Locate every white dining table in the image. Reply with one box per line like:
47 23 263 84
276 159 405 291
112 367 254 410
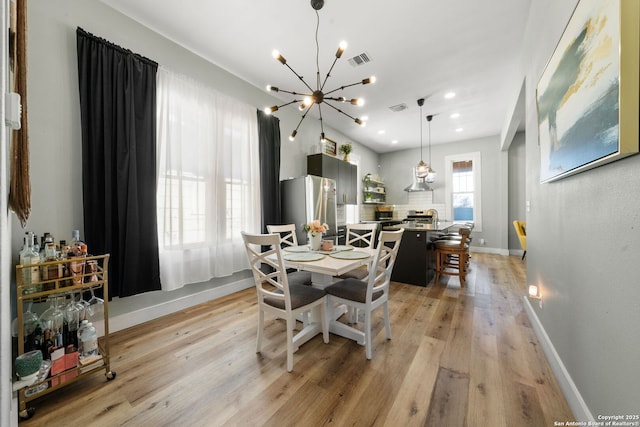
275 245 377 345
280 246 376 289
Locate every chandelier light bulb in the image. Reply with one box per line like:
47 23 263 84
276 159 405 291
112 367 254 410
266 85 278 92
351 98 364 106
289 130 297 141
264 106 278 115
272 50 286 64
362 76 376 85
335 41 348 58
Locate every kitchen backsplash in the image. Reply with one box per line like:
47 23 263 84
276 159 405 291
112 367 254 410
359 191 449 222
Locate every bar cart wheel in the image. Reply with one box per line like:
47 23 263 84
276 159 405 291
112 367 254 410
19 407 36 420
106 371 116 381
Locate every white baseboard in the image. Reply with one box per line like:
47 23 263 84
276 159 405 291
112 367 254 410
523 296 593 422
93 278 254 335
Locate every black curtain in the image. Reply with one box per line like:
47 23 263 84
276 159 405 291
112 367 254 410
257 110 282 232
76 28 161 298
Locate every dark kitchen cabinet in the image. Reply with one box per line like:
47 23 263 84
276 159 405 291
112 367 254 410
391 230 436 287
307 153 357 205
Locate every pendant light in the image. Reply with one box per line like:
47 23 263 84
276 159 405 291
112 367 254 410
415 98 430 178
425 115 436 183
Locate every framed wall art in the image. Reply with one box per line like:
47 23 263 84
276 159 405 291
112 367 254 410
536 0 639 183
324 138 337 156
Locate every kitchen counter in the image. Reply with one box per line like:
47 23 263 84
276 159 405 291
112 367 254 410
383 221 455 232
386 221 455 287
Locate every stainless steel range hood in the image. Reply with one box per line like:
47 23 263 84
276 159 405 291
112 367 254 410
404 174 433 192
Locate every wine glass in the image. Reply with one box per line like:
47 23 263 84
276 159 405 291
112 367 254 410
86 287 104 322
23 301 39 336
39 295 64 347
64 292 81 349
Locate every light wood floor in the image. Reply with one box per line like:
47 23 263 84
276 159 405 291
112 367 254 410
20 253 574 426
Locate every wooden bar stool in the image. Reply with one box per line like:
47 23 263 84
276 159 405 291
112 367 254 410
434 227 471 286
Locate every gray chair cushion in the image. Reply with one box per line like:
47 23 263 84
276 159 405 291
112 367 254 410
337 266 369 280
264 284 326 310
325 278 383 303
287 270 313 286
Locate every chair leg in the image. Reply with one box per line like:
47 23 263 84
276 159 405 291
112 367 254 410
286 316 294 372
383 301 391 340
459 252 467 286
365 310 372 360
522 250 526 260
256 309 264 353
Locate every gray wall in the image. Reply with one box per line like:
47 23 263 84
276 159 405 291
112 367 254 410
508 132 526 251
380 135 510 252
522 0 639 416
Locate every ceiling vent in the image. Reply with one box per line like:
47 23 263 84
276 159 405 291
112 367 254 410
388 103 408 112
348 52 372 67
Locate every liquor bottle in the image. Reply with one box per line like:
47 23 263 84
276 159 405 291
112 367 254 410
29 232 41 285
19 234 33 292
42 234 61 283
78 320 98 358
58 239 70 285
70 230 85 255
19 232 41 293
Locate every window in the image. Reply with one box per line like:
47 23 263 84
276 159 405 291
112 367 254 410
445 152 482 231
156 67 261 291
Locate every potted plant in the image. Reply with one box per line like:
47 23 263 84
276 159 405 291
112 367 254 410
339 143 352 162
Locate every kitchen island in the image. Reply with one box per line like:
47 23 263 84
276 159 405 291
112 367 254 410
384 221 455 287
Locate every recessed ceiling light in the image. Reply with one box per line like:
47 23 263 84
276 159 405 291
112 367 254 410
455 127 464 132
378 130 385 135
391 140 398 145
450 113 460 119
444 92 456 99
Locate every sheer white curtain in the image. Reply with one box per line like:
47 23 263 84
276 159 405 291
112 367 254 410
156 67 261 291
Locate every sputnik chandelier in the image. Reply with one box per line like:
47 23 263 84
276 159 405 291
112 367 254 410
263 0 375 142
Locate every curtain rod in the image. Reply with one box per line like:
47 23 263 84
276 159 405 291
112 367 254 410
76 27 158 67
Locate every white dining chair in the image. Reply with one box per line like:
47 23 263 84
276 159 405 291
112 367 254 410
267 224 313 286
325 229 404 359
337 222 378 280
241 231 329 372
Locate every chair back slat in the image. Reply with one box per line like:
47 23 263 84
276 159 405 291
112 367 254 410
242 231 291 308
267 224 299 248
346 223 378 248
367 229 403 300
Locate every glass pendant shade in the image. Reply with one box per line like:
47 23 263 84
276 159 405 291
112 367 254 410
426 168 436 183
416 160 429 178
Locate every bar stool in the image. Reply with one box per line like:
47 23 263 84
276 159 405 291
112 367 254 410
434 227 471 286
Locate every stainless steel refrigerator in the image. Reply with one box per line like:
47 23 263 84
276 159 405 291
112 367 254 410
280 175 338 245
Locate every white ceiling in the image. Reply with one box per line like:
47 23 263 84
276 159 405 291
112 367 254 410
101 0 531 153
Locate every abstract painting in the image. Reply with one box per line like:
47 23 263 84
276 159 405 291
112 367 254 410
536 0 638 182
